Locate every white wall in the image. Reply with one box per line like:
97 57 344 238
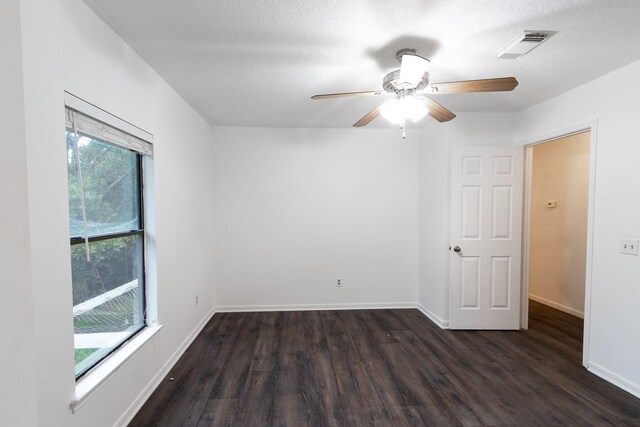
0 0 38 425
529 132 590 317
14 0 217 425
418 123 450 324
516 59 640 396
417 113 516 324
210 127 419 309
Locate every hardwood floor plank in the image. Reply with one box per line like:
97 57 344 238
270 368 326 426
302 311 345 425
208 312 261 400
130 303 640 426
231 368 278 425
321 311 383 424
249 312 282 372
196 398 238 426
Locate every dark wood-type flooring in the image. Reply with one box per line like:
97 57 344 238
130 301 640 426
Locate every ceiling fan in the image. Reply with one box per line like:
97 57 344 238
311 49 518 136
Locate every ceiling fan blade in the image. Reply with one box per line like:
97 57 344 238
423 97 456 122
399 53 429 88
353 104 382 127
311 91 382 100
425 77 518 94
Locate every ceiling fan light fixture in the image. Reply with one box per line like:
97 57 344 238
380 95 428 125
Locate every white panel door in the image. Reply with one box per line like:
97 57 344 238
449 146 523 329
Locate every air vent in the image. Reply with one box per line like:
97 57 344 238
495 31 557 59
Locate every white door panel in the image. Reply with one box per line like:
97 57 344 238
449 146 523 329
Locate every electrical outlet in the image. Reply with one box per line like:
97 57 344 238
620 238 639 256
336 278 343 288
195 294 199 305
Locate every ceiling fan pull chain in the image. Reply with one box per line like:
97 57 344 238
402 120 406 139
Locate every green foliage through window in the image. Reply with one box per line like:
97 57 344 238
66 123 146 379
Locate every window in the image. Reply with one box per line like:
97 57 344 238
65 105 152 379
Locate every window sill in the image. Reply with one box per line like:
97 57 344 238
70 324 163 413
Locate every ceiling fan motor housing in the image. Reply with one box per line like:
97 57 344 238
383 69 430 93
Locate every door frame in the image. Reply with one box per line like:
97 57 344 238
520 120 598 368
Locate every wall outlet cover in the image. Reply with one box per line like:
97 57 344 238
620 238 639 256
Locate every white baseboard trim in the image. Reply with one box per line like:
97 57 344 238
529 294 584 319
416 303 449 329
115 307 216 427
215 302 416 313
588 361 640 399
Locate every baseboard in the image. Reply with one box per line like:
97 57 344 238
416 303 449 329
529 294 584 319
215 302 416 313
588 362 640 399
115 307 216 426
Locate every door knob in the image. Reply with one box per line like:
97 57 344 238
453 246 461 253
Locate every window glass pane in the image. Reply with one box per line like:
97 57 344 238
66 131 140 238
72 235 144 377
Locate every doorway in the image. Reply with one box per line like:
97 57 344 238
522 129 594 366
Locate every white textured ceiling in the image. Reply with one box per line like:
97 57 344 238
83 0 640 128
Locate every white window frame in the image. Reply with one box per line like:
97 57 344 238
65 92 160 411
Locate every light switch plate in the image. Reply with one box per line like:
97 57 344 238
620 238 639 255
